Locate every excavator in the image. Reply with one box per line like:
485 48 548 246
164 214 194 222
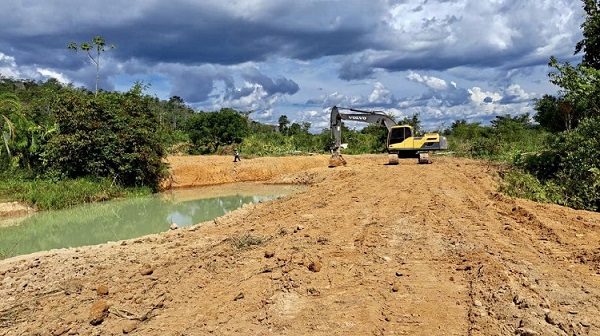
329 106 448 167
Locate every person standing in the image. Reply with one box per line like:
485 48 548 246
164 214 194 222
233 149 241 162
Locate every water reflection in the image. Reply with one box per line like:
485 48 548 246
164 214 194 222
0 184 299 258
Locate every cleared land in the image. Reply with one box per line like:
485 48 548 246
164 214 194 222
1 154 599 335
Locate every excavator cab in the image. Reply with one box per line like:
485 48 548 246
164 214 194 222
387 125 448 164
388 125 413 146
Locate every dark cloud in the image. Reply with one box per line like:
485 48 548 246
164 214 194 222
0 0 584 129
339 59 376 80
241 68 299 96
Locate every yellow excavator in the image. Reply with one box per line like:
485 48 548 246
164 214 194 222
329 106 448 167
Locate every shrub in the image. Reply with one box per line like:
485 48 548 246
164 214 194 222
41 85 167 191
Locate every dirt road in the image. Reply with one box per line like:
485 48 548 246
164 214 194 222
1 154 599 335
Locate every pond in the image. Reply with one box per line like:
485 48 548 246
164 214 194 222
0 183 303 259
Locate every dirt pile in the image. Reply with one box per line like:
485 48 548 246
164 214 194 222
1 154 599 335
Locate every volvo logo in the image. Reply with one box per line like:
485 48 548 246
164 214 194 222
348 116 367 121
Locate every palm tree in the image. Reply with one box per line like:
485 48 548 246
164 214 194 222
0 93 20 160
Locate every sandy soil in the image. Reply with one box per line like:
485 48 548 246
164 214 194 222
0 154 599 336
0 202 34 218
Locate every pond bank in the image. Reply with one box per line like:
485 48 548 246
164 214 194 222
0 201 34 217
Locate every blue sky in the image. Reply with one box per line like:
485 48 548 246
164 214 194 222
0 0 585 132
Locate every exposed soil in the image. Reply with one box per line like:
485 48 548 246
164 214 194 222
1 154 599 336
0 202 34 218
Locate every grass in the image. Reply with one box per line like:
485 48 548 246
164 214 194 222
0 177 152 211
230 233 269 249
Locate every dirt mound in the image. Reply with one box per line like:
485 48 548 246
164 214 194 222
1 154 599 335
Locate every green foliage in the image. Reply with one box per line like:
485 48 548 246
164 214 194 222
360 124 388 152
0 177 151 210
547 57 600 125
278 115 290 134
0 92 44 172
575 0 600 69
238 123 330 157
445 115 549 161
160 96 195 131
185 108 249 154
551 117 600 210
533 95 575 132
341 129 384 154
499 169 565 205
41 84 167 190
515 117 600 211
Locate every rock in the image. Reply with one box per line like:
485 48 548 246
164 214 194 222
391 284 400 292
122 321 138 334
52 325 70 335
233 292 244 301
515 328 539 336
545 311 561 326
169 223 179 230
140 264 154 276
96 284 109 296
308 260 322 272
89 300 109 325
474 300 483 307
264 250 275 258
513 294 529 308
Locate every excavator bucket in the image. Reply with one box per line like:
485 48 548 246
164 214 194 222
328 153 347 167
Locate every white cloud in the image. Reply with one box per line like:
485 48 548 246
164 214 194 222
469 87 502 104
37 68 69 84
368 82 392 104
0 51 20 78
407 71 447 90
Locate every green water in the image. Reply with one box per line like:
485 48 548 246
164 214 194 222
0 183 301 259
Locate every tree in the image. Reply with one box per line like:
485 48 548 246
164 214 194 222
0 94 19 160
67 36 115 96
575 0 600 69
278 115 290 135
0 92 43 172
184 108 249 154
288 123 302 136
548 56 600 124
398 113 421 134
42 84 167 190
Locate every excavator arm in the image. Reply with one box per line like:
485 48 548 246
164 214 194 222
329 106 396 167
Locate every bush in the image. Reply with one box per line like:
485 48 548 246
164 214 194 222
514 117 600 211
550 117 600 211
41 85 167 191
499 169 565 205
